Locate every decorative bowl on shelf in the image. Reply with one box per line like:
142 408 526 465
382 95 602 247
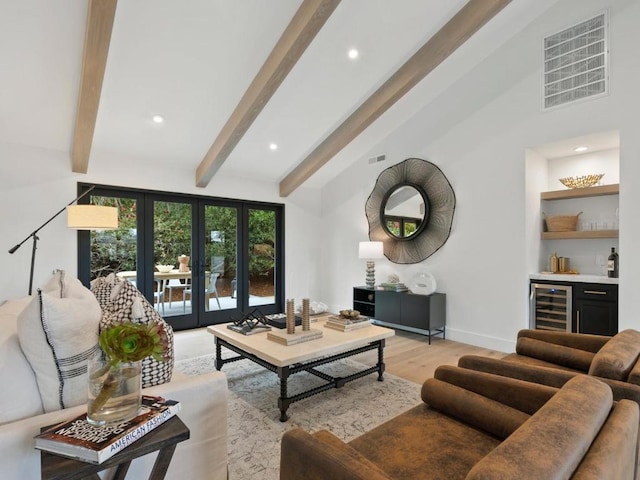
559 174 604 189
156 265 174 273
339 309 360 319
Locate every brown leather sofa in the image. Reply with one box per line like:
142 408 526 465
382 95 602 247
280 366 639 480
459 329 640 404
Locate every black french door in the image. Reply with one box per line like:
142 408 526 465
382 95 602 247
77 183 284 331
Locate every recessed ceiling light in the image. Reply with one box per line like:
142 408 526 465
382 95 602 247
348 48 359 60
152 115 164 124
574 146 588 152
269 143 278 151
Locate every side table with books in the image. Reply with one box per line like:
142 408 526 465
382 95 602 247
41 416 189 480
38 396 189 480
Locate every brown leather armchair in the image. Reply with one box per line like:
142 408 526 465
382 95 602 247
280 367 639 480
459 328 640 404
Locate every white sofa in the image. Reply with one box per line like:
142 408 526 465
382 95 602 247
0 297 228 479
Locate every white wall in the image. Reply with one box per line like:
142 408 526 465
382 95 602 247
546 148 619 191
319 0 640 352
0 147 322 304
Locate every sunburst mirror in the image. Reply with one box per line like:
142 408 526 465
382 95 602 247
365 158 456 264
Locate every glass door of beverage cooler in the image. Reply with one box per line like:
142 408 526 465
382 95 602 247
530 283 572 332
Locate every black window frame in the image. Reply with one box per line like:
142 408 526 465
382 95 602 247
76 182 285 330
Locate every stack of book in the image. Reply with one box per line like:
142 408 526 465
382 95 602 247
34 395 181 464
325 315 371 332
381 282 409 292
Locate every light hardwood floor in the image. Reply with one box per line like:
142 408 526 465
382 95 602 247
174 327 507 385
351 329 506 384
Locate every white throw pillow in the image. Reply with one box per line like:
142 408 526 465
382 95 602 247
17 271 101 412
0 297 45 424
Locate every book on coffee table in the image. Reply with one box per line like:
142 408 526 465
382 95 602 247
35 395 181 465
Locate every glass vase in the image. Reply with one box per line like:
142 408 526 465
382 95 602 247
87 353 142 426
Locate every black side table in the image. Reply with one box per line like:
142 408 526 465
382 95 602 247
41 416 190 480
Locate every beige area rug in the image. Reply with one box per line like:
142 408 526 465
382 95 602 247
175 353 422 480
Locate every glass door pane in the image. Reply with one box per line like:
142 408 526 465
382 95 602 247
89 196 138 281
153 201 192 318
204 205 238 313
248 209 276 307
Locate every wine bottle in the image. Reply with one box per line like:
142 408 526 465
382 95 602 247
607 247 619 278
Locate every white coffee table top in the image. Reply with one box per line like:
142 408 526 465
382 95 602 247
207 316 395 367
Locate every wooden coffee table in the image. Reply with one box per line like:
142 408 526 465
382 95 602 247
207 316 395 421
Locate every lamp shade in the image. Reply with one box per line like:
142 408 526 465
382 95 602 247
359 241 384 259
67 205 118 230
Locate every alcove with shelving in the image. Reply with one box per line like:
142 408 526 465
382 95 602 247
526 131 620 276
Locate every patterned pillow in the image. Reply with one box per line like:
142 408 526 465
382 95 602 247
100 279 174 388
17 271 101 412
90 273 121 310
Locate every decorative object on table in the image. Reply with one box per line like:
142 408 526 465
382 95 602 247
325 314 371 332
359 241 384 288
409 271 437 295
266 327 323 345
178 255 190 272
295 300 328 315
17 270 102 413
265 313 302 329
267 298 323 345
559 173 604 189
35 395 181 465
387 273 400 284
286 299 295 334
7 184 118 295
302 298 310 331
97 278 175 388
365 158 455 264
543 211 582 232
155 264 174 273
88 320 170 426
227 308 272 335
339 309 360 319
381 282 409 292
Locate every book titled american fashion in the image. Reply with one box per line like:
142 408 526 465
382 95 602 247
34 395 181 464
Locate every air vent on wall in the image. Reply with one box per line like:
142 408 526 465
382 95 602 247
543 12 608 109
368 154 386 165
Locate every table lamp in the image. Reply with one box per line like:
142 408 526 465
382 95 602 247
358 241 384 288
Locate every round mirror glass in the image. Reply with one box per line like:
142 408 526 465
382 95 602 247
382 185 428 239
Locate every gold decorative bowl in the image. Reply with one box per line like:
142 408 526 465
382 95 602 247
156 265 174 273
339 309 360 319
559 174 604 189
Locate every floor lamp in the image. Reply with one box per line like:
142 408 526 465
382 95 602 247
8 185 119 295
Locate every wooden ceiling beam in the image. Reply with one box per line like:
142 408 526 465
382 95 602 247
279 0 512 197
71 0 117 174
195 0 341 188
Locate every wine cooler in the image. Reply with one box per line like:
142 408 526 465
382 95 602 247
530 283 572 332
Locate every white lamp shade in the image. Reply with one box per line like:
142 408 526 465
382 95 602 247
67 205 119 230
359 241 384 259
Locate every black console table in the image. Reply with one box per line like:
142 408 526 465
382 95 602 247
353 287 446 344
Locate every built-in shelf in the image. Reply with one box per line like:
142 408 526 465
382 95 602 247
540 184 619 240
542 230 619 240
541 184 619 200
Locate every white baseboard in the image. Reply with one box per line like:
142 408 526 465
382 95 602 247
445 327 515 354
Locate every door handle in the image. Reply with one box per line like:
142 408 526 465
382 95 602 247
577 310 580 333
584 290 607 295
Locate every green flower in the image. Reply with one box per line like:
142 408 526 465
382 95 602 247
99 322 169 365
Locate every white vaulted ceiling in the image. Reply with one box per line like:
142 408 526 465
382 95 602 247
1 0 562 194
